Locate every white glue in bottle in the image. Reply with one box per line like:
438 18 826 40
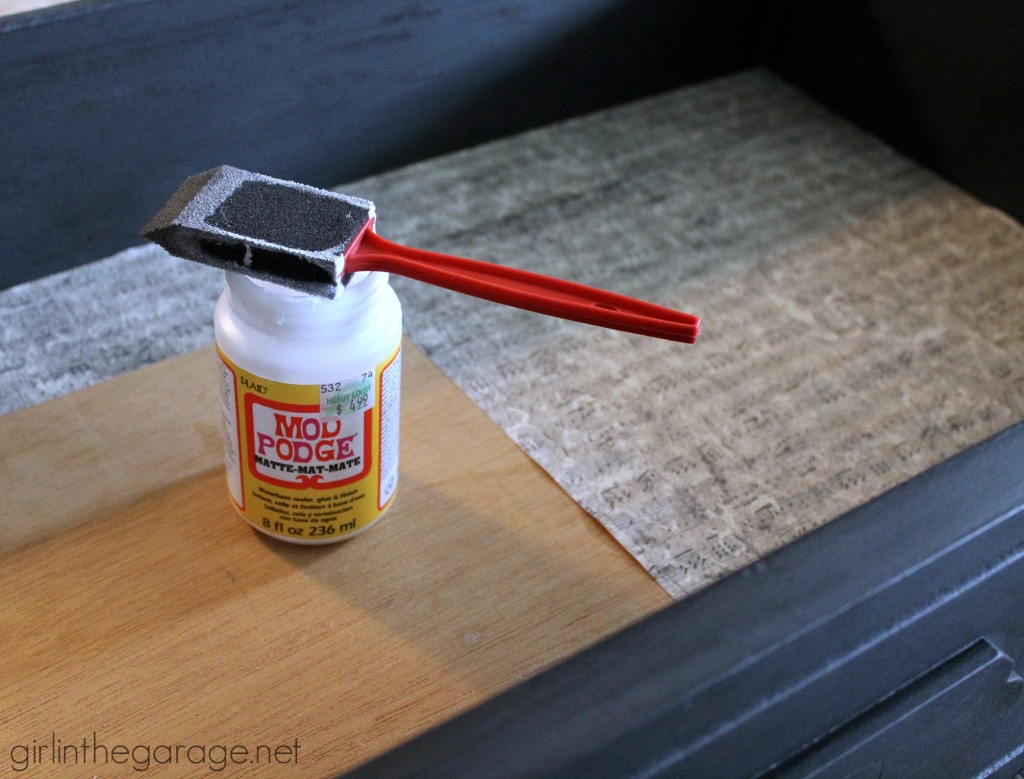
213 268 402 544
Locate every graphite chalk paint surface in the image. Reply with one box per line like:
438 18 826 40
214 269 402 543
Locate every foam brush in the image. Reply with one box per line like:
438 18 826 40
142 165 700 343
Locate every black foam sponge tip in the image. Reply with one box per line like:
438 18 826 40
141 165 375 299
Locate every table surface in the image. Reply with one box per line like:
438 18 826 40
4 59 1024 776
0 340 669 777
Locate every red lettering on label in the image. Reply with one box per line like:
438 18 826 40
261 414 358 463
336 434 357 458
247 395 371 489
274 414 302 438
256 432 274 455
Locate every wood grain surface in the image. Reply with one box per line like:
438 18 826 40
0 340 668 777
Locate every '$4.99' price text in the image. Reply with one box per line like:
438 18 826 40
321 371 373 415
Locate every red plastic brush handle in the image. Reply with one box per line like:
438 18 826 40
346 228 700 344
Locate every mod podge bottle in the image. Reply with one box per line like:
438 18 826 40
213 269 402 543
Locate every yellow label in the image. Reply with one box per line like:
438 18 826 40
217 345 401 541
